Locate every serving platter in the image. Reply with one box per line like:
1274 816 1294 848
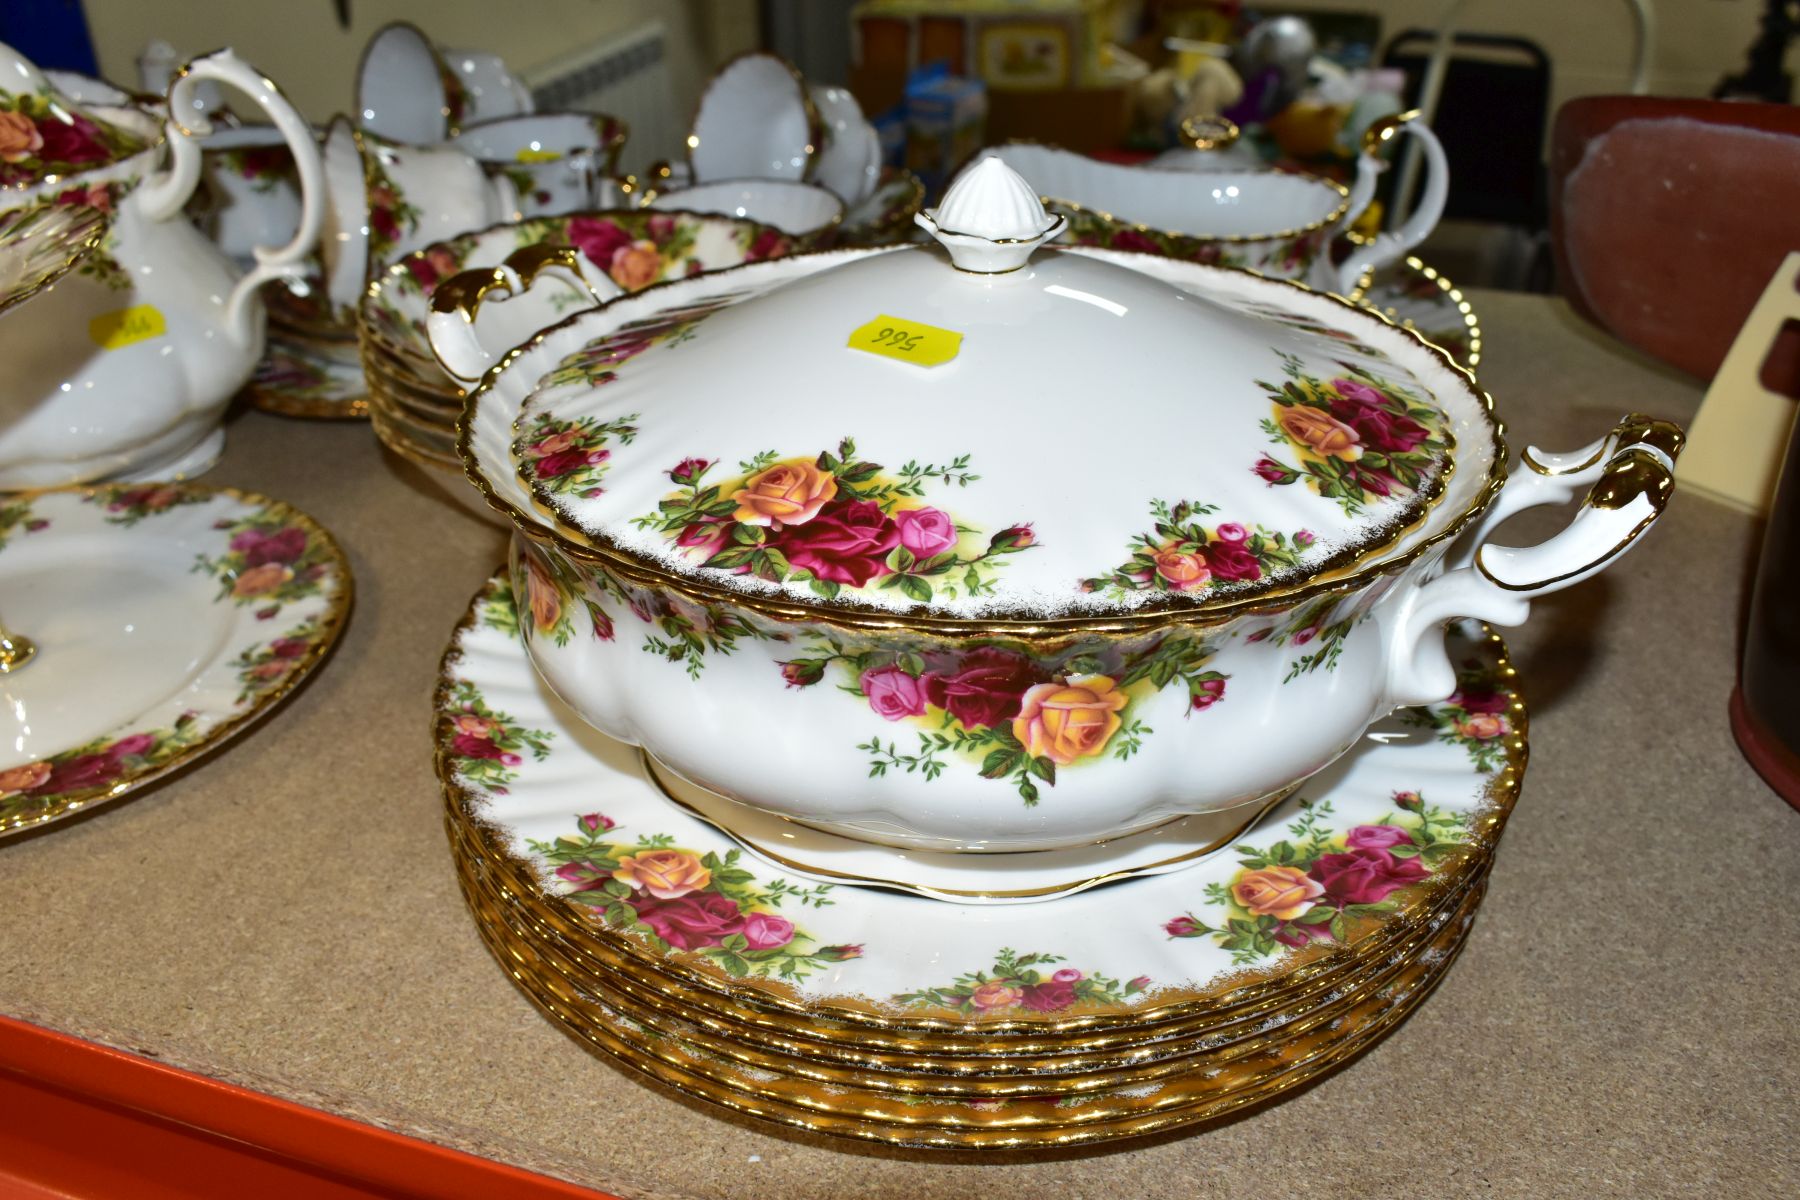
0 485 351 838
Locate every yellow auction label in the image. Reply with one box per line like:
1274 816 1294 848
88 304 166 351
515 147 562 163
846 314 962 367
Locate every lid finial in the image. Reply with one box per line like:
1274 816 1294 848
915 155 1065 274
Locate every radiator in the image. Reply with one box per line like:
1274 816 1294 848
521 22 678 176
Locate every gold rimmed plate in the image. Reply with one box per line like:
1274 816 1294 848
465 848 1486 1147
0 485 352 838
0 200 108 318
436 570 1526 1035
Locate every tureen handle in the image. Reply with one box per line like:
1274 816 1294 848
1331 112 1449 296
134 50 326 352
427 244 624 382
1380 417 1685 709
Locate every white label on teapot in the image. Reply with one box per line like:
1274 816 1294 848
88 304 166 351
847 315 961 367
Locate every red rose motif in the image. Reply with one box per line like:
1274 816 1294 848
743 228 791 262
741 911 794 949
554 861 609 891
1204 538 1263 583
860 665 928 721
1253 457 1296 484
632 890 746 950
646 214 676 243
231 526 308 567
36 113 112 166
535 448 606 479
1308 847 1428 906
578 813 616 834
452 732 519 764
1190 677 1226 710
1343 825 1415 852
567 217 632 271
922 648 1042 730
1328 381 1430 455
675 519 729 561
42 753 121 794
108 734 156 759
370 205 400 242
1019 979 1078 1012
1450 688 1507 715
1274 919 1335 949
767 498 899 587
1108 228 1162 254
270 637 311 659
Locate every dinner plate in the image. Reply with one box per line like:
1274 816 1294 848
0 485 351 837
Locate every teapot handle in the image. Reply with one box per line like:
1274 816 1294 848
135 50 325 351
1380 416 1684 709
1332 112 1449 296
427 244 623 382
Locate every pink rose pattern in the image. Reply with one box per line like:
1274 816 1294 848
195 510 333 614
525 811 856 980
1056 202 1329 278
515 412 640 499
780 629 1227 806
1083 499 1314 600
896 949 1147 1015
0 87 147 187
1255 351 1450 517
1401 657 1517 772
640 438 1033 604
1163 654 1510 963
443 681 553 792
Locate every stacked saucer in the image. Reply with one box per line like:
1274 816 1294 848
437 573 1525 1147
357 209 803 518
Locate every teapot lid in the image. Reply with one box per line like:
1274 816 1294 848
0 41 154 190
507 158 1471 620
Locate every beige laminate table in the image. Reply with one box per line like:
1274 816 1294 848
4 292 1797 1199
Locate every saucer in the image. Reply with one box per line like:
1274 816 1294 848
1356 255 1482 373
643 753 1293 904
0 485 352 837
244 333 369 420
439 571 1523 1031
0 200 108 317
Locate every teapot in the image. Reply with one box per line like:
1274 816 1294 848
0 43 323 489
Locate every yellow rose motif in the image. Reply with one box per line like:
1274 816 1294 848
0 110 43 163
1278 404 1363 461
0 761 51 793
608 240 662 291
1231 865 1325 919
1012 674 1129 765
731 459 838 527
231 562 293 598
524 552 561 633
613 849 712 899
968 980 1023 1010
1152 545 1211 591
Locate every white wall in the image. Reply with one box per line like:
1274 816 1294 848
80 0 758 126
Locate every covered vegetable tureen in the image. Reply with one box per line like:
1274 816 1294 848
450 158 1682 853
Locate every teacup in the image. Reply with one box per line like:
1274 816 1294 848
356 21 464 144
195 125 303 266
688 52 818 183
808 83 881 205
318 117 514 322
645 179 843 238
443 48 534 124
451 112 627 219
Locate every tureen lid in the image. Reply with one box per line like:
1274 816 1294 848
0 41 154 190
509 158 1466 619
